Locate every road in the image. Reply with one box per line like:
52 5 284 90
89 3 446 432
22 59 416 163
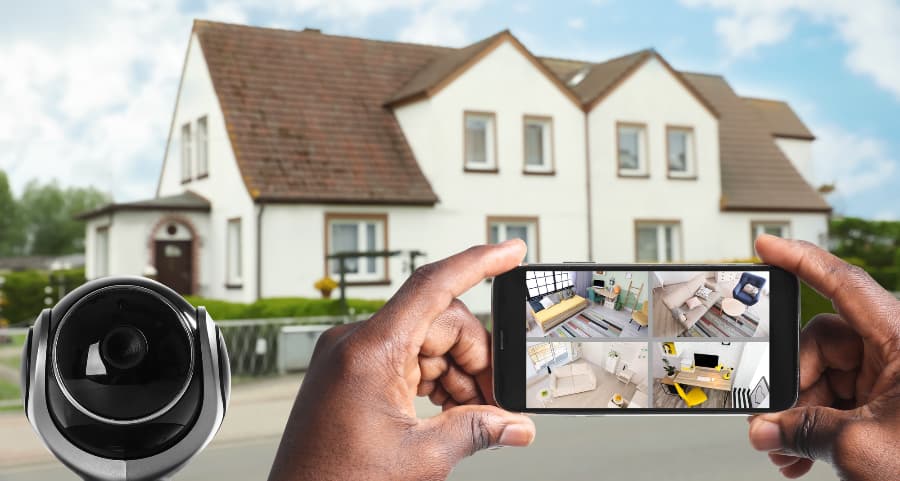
0 375 839 481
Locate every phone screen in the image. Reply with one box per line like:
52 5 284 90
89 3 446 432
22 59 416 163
494 265 797 413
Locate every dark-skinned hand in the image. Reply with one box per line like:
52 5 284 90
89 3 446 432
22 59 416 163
268 240 535 481
748 234 900 480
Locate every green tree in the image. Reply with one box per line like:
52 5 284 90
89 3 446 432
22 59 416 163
830 216 900 291
19 180 110 255
0 170 26 256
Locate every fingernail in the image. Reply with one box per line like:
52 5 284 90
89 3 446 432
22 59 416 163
498 424 534 447
751 419 782 451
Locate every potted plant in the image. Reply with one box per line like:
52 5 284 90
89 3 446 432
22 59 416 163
314 276 338 299
662 358 677 377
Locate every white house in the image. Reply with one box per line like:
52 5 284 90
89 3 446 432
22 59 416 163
79 21 830 313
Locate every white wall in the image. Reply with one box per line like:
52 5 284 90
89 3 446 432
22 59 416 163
672 341 745 372
156 33 257 302
734 341 769 389
775 137 814 187
582 342 648 386
391 39 590 312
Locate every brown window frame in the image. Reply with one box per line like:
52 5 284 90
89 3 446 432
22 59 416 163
323 213 391 286
665 125 698 180
180 122 192 184
463 111 499 173
750 220 791 256
225 217 243 289
634 219 683 262
486 216 540 263
522 115 555 175
196 116 209 179
616 121 650 178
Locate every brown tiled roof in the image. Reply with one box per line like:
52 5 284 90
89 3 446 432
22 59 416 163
194 20 441 205
743 97 815 140
682 73 829 212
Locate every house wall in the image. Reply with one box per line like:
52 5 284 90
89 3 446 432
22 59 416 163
775 137 814 187
392 39 590 312
156 33 257 302
84 211 211 292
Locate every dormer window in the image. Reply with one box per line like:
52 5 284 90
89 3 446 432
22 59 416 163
667 126 696 179
617 123 648 177
464 111 497 172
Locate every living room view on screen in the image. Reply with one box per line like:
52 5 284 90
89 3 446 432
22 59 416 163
526 270 649 339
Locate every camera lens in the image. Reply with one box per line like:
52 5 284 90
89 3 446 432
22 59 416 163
100 325 148 370
53 286 194 423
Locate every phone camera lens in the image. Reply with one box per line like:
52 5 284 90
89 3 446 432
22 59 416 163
100 325 148 370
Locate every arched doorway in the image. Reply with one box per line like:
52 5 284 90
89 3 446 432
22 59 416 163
152 220 195 295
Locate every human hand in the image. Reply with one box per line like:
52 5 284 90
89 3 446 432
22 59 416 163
268 241 535 481
748 235 900 479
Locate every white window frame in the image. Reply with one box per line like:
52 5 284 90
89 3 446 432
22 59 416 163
464 111 497 171
226 218 243 286
666 126 696 178
523 116 553 174
181 122 192 182
94 226 109 277
196 116 209 178
752 221 791 254
327 216 387 282
488 217 538 263
526 270 573 298
617 123 648 177
635 221 682 262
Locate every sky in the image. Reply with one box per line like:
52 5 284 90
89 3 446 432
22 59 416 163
1 0 898 220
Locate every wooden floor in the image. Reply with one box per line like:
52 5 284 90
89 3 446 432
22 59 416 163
652 379 732 408
651 286 688 338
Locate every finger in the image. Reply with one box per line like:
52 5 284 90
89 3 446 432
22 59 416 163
418 404 535 461
768 452 802 468
364 240 526 351
439 362 484 405
419 355 449 382
429 385 451 407
421 299 492 375
749 405 858 462
798 314 863 391
826 369 857 402
780 458 815 479
755 235 899 344
418 380 436 397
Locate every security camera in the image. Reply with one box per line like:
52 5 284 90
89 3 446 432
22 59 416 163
20 277 230 481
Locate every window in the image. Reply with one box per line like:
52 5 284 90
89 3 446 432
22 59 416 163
527 342 576 370
617 123 648 176
523 116 553 173
327 215 387 282
752 221 790 254
180 123 192 182
196 116 208 178
464 112 497 171
635 221 682 262
667 127 695 178
488 217 538 263
94 226 109 277
526 270 573 298
226 218 242 286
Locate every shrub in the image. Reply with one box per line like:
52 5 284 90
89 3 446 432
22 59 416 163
0 268 85 325
184 296 386 321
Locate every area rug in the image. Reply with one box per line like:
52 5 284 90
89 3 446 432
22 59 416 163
547 308 624 338
682 301 759 337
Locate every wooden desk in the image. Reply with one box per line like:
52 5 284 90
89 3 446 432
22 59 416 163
659 367 732 391
592 287 618 301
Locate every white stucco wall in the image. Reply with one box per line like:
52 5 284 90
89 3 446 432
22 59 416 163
84 211 211 290
390 39 589 312
156 33 257 302
775 137 815 187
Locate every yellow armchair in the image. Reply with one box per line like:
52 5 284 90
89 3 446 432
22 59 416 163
674 382 708 408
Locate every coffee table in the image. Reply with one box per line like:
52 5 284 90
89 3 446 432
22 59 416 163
722 297 746 317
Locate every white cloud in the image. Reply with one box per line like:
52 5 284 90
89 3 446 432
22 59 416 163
809 123 897 200
680 0 900 100
567 17 586 30
396 0 486 46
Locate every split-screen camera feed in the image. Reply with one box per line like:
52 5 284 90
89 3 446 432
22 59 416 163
525 270 770 409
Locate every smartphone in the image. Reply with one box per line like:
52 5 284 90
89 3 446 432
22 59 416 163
492 264 798 414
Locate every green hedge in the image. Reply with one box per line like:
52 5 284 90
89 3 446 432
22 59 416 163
800 282 833 328
0 268 86 325
185 296 385 321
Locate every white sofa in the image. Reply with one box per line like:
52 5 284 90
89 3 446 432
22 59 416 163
659 273 722 331
549 361 597 397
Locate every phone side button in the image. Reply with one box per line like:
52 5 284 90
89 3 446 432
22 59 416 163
499 330 505 350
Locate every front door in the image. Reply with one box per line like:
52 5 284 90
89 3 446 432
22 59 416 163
155 240 193 295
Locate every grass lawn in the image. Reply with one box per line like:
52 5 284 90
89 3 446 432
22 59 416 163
0 333 28 348
0 378 21 401
0 355 20 371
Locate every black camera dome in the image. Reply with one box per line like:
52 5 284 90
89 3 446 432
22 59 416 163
53 285 194 423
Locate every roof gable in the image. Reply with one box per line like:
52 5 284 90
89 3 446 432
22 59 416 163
385 31 583 109
682 73 829 212
194 20 440 205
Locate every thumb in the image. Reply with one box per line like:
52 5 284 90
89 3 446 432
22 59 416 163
749 405 858 462
420 405 535 460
